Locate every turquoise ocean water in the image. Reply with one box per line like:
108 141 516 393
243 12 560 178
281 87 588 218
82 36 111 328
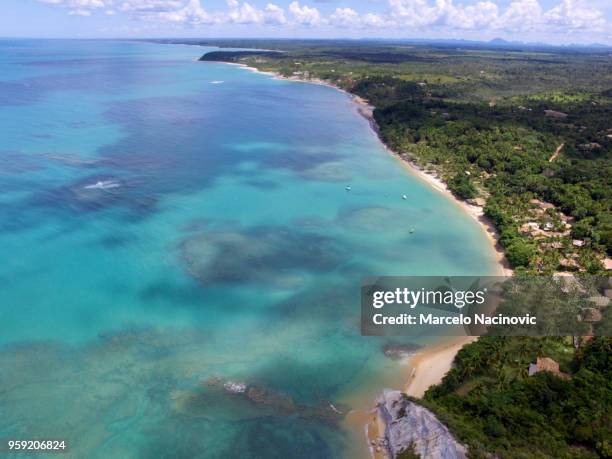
0 40 499 458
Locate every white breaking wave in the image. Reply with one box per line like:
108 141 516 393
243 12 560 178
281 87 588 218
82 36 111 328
84 180 120 190
210 80 224 84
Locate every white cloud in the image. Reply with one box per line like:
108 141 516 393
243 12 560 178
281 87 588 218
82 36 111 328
388 0 445 27
387 0 606 34
288 1 322 26
118 0 185 12
446 1 499 30
224 0 287 25
38 0 193 14
388 0 499 29
264 3 286 25
329 7 360 28
227 0 263 24
39 0 107 7
154 0 216 24
493 0 542 31
35 0 609 37
69 8 93 15
544 0 605 31
361 12 390 28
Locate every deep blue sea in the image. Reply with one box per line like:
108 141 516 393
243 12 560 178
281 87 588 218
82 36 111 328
0 40 499 458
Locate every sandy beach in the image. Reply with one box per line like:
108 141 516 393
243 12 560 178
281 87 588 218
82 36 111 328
404 336 477 398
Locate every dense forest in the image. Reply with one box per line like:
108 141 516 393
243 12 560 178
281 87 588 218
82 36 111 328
421 337 612 458
360 76 612 273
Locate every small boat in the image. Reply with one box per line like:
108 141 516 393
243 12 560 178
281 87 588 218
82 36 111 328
402 194 408 200
409 228 415 234
345 185 352 191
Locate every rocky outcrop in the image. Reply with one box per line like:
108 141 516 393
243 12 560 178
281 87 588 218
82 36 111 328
378 390 467 459
198 376 345 423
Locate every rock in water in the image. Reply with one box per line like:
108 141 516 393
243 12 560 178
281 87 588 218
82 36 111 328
378 390 467 459
223 381 247 393
382 342 421 360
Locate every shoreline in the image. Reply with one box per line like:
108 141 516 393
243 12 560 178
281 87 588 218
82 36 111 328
394 156 512 277
209 59 510 458
404 336 477 398
255 68 511 455
228 61 511 277
357 336 476 459
359 336 476 459
346 93 512 277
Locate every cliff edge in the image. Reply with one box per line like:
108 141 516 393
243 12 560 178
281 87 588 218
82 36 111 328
378 390 467 459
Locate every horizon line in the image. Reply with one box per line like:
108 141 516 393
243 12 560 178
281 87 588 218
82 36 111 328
1 36 611 49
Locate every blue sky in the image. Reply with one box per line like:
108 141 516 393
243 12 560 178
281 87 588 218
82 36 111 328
2 0 611 44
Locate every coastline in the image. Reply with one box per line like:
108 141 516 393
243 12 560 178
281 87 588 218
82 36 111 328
229 61 511 277
211 60 511 458
258 68 511 455
357 336 476 459
404 336 477 398
346 94 512 278
393 156 512 277
343 84 509 454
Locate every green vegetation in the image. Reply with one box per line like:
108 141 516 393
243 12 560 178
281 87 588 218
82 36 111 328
421 280 610 457
397 442 420 459
363 78 612 273
420 337 612 458
448 174 477 200
486 276 610 337
505 241 536 268
191 40 612 274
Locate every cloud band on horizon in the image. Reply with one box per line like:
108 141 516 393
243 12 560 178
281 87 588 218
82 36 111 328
34 0 609 39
